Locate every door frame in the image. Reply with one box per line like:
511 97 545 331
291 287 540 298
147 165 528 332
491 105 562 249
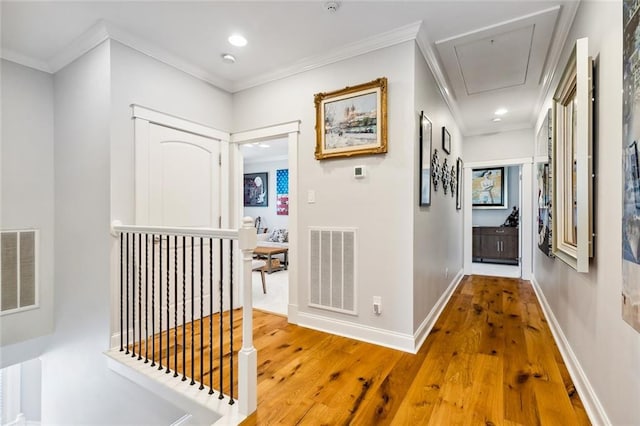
231 121 300 322
463 157 533 280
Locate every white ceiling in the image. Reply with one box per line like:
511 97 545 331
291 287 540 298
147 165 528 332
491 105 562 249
0 1 580 136
241 137 289 163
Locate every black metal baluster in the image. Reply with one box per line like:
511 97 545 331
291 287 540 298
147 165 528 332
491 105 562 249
138 233 143 361
120 233 124 352
174 235 178 377
132 233 136 358
218 238 224 400
165 235 170 373
151 234 156 367
229 240 234 405
158 234 163 370
126 233 130 355
145 234 149 363
182 236 187 382
209 238 214 395
191 236 195 386
199 237 204 390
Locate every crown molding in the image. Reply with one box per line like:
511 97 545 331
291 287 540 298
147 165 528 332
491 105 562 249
231 21 423 93
105 22 233 92
48 20 110 72
415 23 468 136
0 48 51 73
3 19 423 96
531 1 581 129
8 19 234 92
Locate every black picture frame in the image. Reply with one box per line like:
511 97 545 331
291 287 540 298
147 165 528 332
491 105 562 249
456 157 463 210
442 126 451 155
419 111 432 206
244 172 269 207
472 167 506 208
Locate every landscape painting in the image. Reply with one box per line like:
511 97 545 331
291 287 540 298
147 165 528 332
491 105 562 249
314 78 387 159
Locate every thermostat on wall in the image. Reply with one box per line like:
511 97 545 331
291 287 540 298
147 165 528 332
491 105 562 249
354 166 366 179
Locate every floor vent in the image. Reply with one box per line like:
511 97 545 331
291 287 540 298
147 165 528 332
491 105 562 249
1 230 38 314
309 227 356 315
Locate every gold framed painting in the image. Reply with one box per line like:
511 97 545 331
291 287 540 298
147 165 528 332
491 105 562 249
314 77 387 160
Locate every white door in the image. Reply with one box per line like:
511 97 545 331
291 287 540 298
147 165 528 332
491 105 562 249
134 118 225 320
136 122 221 227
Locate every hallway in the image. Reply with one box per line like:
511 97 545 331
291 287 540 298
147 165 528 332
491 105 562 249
242 275 589 425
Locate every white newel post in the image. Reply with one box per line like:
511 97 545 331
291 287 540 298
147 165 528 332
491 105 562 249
238 216 257 416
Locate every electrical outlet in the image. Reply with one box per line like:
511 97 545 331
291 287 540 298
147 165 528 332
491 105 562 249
445 268 449 279
373 296 382 315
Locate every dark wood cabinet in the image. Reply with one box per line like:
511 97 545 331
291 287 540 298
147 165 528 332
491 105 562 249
472 226 519 264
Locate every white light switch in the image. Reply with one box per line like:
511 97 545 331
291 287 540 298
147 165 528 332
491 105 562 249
307 189 316 203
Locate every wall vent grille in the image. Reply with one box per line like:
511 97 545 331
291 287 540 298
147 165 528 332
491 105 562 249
308 227 356 315
1 230 38 315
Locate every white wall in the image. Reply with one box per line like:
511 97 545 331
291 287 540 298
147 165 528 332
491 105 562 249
109 40 232 227
244 158 289 232
233 42 416 339
46 40 185 425
533 2 640 424
472 165 520 227
464 128 534 163
0 59 55 346
20 358 42 422
413 45 463 330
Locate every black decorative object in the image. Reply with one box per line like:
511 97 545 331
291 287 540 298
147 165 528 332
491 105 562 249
442 126 451 154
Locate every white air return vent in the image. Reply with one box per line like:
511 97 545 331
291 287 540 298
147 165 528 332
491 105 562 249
309 227 356 315
1 230 38 314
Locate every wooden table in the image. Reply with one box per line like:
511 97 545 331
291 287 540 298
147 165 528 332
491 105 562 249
253 246 288 274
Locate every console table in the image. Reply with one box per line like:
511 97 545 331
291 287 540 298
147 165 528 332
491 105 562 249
472 226 519 264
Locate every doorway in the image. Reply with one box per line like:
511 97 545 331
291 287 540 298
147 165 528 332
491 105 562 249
240 137 289 315
231 121 300 321
463 158 533 279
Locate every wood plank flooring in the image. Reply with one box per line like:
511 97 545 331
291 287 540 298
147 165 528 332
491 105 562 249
243 275 590 425
132 275 590 424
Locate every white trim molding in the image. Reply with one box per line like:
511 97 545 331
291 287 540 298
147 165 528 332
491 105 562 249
415 23 467 136
230 121 300 143
297 311 416 353
413 269 464 352
131 104 230 141
530 276 611 426
232 22 422 92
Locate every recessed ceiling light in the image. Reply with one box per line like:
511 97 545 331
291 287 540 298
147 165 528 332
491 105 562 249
258 143 270 148
495 108 508 116
228 34 247 47
221 53 236 64
492 117 502 122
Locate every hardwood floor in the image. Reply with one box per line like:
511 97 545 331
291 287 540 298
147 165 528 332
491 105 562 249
132 275 590 424
243 275 590 425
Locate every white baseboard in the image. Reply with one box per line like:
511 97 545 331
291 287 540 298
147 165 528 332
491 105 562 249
297 311 415 353
413 269 464 352
530 275 611 425
297 270 465 354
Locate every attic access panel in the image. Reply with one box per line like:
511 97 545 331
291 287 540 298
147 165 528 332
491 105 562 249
455 25 534 95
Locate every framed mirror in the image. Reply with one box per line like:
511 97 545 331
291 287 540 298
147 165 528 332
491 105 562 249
552 37 594 272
